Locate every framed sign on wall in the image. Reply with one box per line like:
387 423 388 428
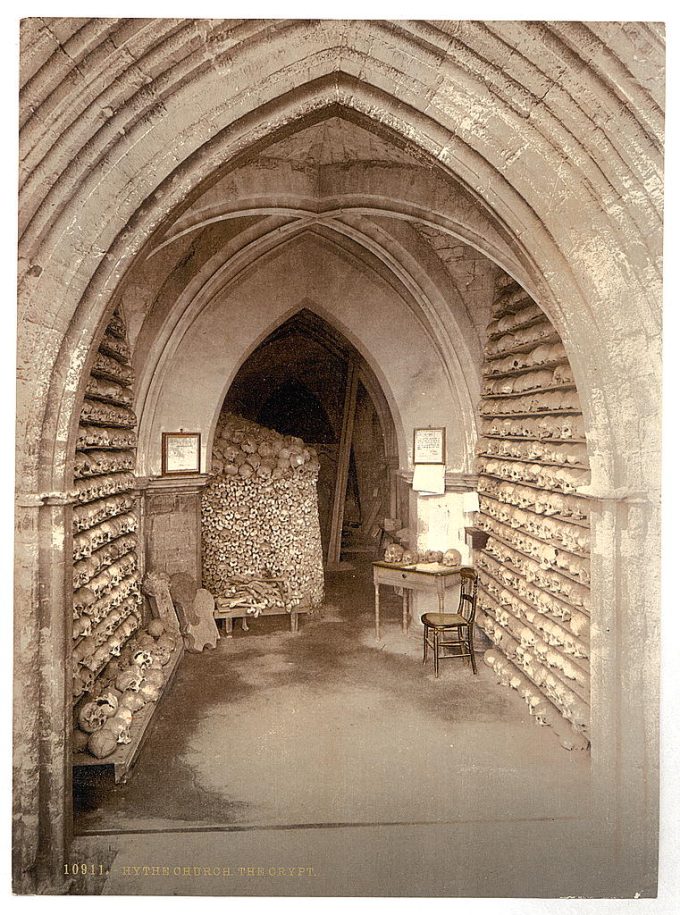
413 427 446 465
161 432 201 475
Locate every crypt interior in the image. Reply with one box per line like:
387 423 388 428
15 18 663 897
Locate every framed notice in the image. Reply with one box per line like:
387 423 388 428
161 432 201 475
413 427 446 464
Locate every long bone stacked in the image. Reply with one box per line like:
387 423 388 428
72 308 142 705
474 272 592 750
202 413 324 613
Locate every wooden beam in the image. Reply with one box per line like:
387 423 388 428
326 358 359 569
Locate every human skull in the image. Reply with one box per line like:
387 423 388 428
157 632 177 653
143 668 164 689
152 645 172 667
132 649 153 672
119 691 145 712
147 619 165 639
115 667 144 693
442 549 461 567
103 715 132 745
135 633 156 650
95 692 119 719
384 543 404 563
78 700 108 733
139 680 161 703
87 729 118 759
401 549 418 565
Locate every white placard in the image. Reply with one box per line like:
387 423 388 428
412 463 446 494
462 491 480 513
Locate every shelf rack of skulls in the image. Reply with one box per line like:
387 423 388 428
474 273 592 751
70 308 148 757
202 412 325 614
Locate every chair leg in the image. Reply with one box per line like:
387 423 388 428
469 626 477 674
423 624 428 663
434 630 439 678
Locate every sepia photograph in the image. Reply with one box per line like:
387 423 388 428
12 8 669 902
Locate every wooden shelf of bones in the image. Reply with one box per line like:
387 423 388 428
71 309 189 781
72 641 183 783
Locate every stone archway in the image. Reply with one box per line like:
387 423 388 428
16 20 662 894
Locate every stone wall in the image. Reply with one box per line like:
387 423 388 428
143 478 207 581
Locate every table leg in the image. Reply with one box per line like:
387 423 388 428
225 618 233 638
374 582 380 640
402 589 409 634
437 580 445 614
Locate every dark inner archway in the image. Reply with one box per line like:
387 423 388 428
222 309 397 558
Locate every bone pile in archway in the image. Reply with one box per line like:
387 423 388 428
202 413 324 612
71 308 142 704
475 273 591 751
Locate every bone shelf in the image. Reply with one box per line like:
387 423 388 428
477 516 590 561
477 566 590 647
486 315 552 340
483 546 591 596
491 295 535 319
90 366 133 386
76 442 137 451
482 527 591 587
72 600 138 653
483 358 569 380
75 465 135 481
480 408 583 418
476 594 591 682
83 391 133 408
482 434 587 444
72 642 183 782
98 340 131 363
72 606 142 702
477 452 588 470
478 516 590 559
475 605 591 702
79 414 136 430
478 552 591 622
477 490 591 529
73 541 138 586
482 383 577 399
484 332 561 358
478 470 589 499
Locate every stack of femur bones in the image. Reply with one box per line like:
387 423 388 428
475 273 591 751
202 413 324 611
71 307 143 708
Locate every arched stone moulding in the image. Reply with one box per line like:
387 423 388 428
24 71 658 502
134 225 480 478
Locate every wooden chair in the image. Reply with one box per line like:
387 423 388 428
421 566 478 678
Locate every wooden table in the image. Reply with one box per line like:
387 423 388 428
372 561 462 640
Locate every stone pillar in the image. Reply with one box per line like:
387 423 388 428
142 474 211 582
14 490 75 894
587 490 660 894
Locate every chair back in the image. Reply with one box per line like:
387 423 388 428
458 566 478 624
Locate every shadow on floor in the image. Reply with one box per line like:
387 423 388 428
74 563 590 835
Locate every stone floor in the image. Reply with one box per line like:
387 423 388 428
71 563 602 897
